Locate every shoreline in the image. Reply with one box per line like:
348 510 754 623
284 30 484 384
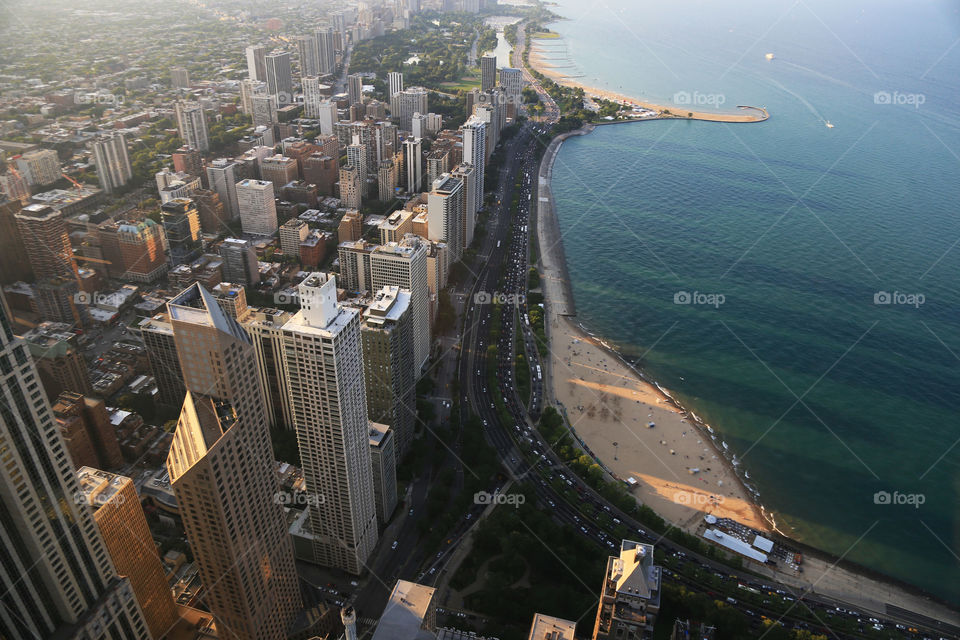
528 40 769 124
533 126 960 627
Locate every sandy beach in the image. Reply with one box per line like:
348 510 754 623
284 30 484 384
528 41 768 123
535 132 768 534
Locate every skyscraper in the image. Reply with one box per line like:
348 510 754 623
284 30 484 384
166 284 302 639
592 540 662 640
451 163 477 248
318 100 339 136
368 422 398 524
96 218 167 282
461 117 486 217
175 101 209 152
246 44 268 81
302 76 324 118
0 291 150 639
280 273 379 573
89 132 132 194
296 35 320 77
14 203 76 281
316 25 337 75
76 466 180 640
206 158 246 219
403 137 423 194
160 198 202 265
347 73 364 105
237 179 278 236
140 312 186 409
240 78 268 115
370 235 430 370
388 71 404 98
14 148 60 186
219 237 261 286
427 173 464 262
500 67 523 117
339 165 363 209
480 53 497 92
390 86 428 131
361 286 415 457
265 51 294 105
171 66 191 88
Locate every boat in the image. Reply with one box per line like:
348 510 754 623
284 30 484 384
765 53 775 60
825 121 834 128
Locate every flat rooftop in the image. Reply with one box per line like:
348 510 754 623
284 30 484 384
371 580 435 640
527 613 577 640
76 466 130 510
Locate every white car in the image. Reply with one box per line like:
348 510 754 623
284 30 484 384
391 541 398 550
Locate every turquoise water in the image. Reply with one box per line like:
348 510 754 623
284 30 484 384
546 0 960 602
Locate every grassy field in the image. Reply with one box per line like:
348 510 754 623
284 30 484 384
439 68 482 91
532 31 561 39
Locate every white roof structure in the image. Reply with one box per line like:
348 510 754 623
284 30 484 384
752 535 774 553
703 529 768 563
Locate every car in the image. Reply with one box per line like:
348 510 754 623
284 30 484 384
466 513 473 520
437 552 443 558
429 567 436 574
409 508 414 516
391 540 398 550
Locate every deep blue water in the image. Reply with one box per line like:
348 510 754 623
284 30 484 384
545 0 960 602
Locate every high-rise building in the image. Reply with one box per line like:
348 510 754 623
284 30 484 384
97 218 167 282
388 71 404 98
0 169 30 204
0 292 150 639
500 67 523 117
390 87 428 131
242 307 293 430
451 163 476 248
316 26 337 75
173 145 203 177
403 137 423 194
0 199 31 283
192 188 230 234
337 239 373 292
347 73 364 106
411 112 428 139
339 164 362 209
240 78 268 115
260 154 299 187
15 148 61 186
237 178 278 236
77 467 180 640
166 284 302 639
14 203 75 281
160 198 202 265
89 132 132 194
377 158 398 201
361 286 415 456
171 66 191 88
175 101 209 152
368 422 398 524
206 158 246 219
21 322 92 400
53 392 122 470
529 614 577 640
219 237 261 286
480 53 497 92
370 235 429 370
246 44 268 81
280 273 379 573
370 581 436 640
592 540 662 640
140 312 186 409
318 99 339 136
280 218 310 256
266 52 294 105
303 152 338 195
338 209 364 243
461 117 486 217
296 35 320 77
427 173 464 262
302 76 324 118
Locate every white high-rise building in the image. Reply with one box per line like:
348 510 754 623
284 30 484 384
14 148 60 186
461 117 486 215
411 112 427 138
318 100 339 136
403 137 422 194
236 178 278 236
0 292 151 639
206 158 245 218
296 35 320 77
175 101 209 152
347 73 364 105
347 141 367 183
451 163 477 248
89 131 132 194
240 78 268 114
388 71 404 98
370 235 430 370
302 76 324 118
280 273 379 574
316 26 337 75
427 173 464 262
390 86 428 131
246 44 268 81
500 67 523 106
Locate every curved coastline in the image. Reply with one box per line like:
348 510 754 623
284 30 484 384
533 123 960 628
529 39 770 123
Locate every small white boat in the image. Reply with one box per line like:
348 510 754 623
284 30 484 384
825 120 835 128
765 53 775 60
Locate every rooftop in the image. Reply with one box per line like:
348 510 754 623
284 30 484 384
527 613 577 640
371 580 436 640
76 466 130 511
